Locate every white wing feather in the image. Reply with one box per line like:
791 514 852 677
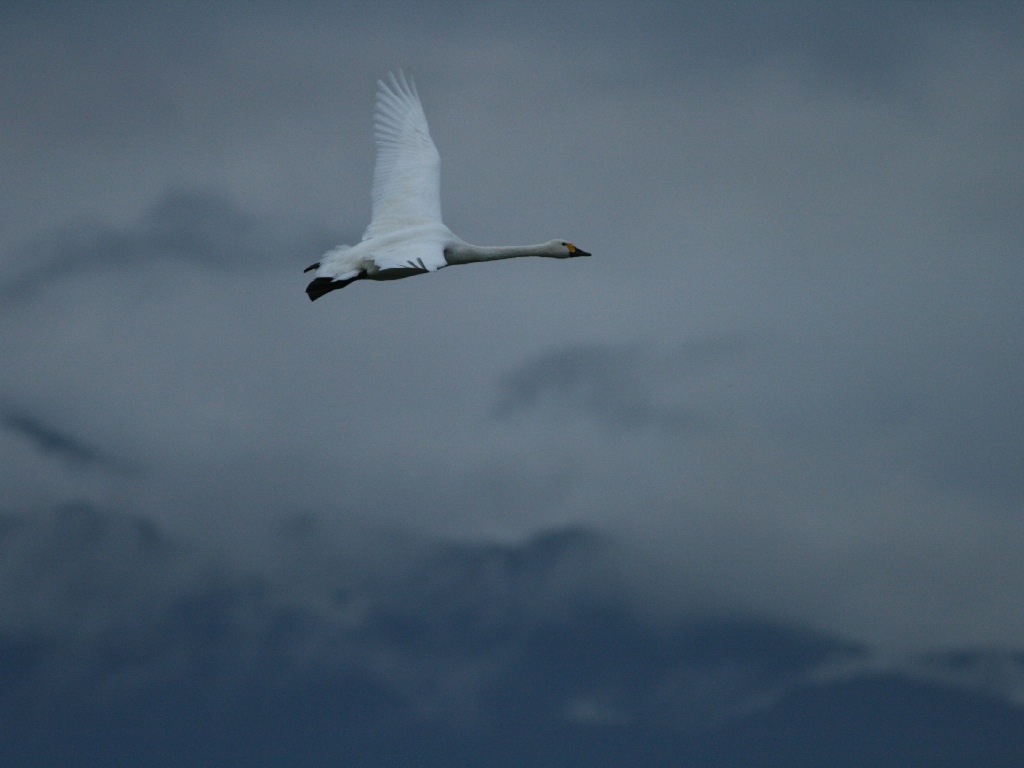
313 71 449 281
363 72 442 242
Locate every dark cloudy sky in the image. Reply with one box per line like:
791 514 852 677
2 2 1024 764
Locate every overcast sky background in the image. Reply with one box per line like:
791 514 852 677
2 0 1023 688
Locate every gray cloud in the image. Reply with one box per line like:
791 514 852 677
0 501 994 720
2 188 337 301
494 338 746 432
3 501 1024 767
2 408 107 467
1 13 1023 761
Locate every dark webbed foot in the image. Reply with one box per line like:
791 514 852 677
305 274 363 301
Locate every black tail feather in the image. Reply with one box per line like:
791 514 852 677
303 262 319 273
305 275 361 301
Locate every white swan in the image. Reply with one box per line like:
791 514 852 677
304 71 590 301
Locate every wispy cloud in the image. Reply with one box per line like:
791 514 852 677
1 406 136 474
493 338 745 432
1 188 336 301
3 408 102 467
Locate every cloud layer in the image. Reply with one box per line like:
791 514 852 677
2 2 1023 762
3 503 1024 766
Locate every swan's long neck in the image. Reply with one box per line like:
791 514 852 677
445 242 553 266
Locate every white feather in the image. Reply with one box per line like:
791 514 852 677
364 71 442 242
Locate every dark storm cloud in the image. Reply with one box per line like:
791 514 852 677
4 502 1024 766
0 502 905 725
2 503 854 719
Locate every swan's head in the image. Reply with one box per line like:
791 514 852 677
551 240 591 258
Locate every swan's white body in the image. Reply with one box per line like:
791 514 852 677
305 72 589 300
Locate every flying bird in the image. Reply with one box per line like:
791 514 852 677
304 71 590 301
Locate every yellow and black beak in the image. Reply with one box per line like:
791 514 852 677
567 243 591 257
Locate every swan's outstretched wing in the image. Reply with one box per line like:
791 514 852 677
362 71 442 242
